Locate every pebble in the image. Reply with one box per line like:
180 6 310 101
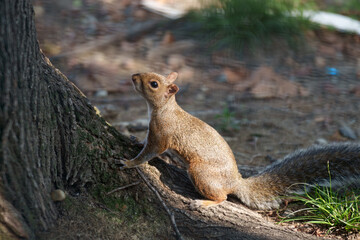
94 89 108 97
196 92 206 101
339 124 357 140
315 138 328 145
314 56 326 68
33 5 44 18
51 189 66 202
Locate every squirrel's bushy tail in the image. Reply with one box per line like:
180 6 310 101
233 176 284 209
233 143 360 210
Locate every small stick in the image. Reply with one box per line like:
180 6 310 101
136 167 184 240
51 20 162 59
106 180 142 195
250 153 264 162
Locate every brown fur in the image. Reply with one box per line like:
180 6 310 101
120 72 360 209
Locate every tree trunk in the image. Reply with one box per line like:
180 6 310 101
0 1 138 238
0 1 320 239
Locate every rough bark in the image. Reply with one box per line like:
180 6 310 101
0 1 137 238
0 0 321 239
136 159 319 240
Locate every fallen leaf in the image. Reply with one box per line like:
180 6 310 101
329 130 348 142
350 85 360 97
167 54 185 69
223 67 249 84
235 66 309 98
162 31 175 45
323 83 341 95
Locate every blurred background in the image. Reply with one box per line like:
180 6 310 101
33 0 360 168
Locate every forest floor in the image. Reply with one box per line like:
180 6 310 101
34 0 360 239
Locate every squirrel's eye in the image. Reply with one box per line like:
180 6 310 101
150 81 158 88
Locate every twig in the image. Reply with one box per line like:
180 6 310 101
92 200 123 218
106 180 142 195
136 167 184 240
250 153 264 162
51 20 162 59
233 151 250 159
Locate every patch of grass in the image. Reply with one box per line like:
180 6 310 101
320 0 360 20
281 183 360 233
215 105 239 132
189 0 314 50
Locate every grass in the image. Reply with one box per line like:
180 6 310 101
281 164 360 234
319 0 360 20
283 186 360 233
189 0 314 50
215 105 239 132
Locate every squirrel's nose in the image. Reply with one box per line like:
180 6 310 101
132 73 140 82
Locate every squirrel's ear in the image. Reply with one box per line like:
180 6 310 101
165 84 179 98
166 72 178 83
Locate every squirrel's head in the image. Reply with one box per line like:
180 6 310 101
131 72 179 108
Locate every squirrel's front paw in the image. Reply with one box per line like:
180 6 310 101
115 158 132 170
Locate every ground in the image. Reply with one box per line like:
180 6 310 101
34 0 360 239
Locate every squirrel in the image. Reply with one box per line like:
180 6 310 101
119 72 360 210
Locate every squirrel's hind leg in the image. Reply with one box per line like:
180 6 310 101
187 163 230 208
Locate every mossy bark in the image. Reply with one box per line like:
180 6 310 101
0 1 323 239
0 1 139 238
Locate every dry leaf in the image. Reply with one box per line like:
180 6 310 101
235 66 309 98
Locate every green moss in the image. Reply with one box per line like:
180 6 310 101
87 122 102 138
76 128 93 142
24 209 37 231
62 196 75 211
99 169 113 183
38 192 169 239
90 183 155 224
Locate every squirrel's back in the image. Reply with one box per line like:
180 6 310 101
166 107 235 165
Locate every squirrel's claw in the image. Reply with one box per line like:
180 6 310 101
115 158 131 170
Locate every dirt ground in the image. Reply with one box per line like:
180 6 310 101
34 0 360 239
